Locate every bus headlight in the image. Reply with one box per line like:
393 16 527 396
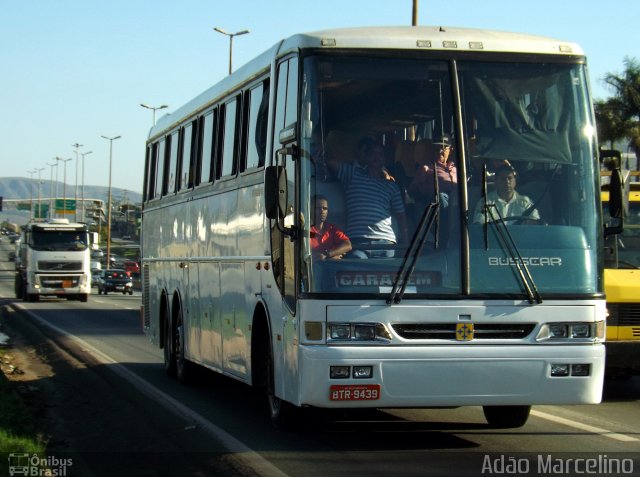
327 323 392 343
536 322 605 342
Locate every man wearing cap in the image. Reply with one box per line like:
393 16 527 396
472 164 540 224
409 134 457 208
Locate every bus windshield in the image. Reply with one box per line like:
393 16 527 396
299 53 600 297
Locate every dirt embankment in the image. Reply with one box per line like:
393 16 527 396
0 303 258 477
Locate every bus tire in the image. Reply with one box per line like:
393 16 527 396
163 313 177 378
483 405 531 428
175 307 195 384
266 344 301 430
79 294 88 303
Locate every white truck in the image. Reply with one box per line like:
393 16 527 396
15 219 93 302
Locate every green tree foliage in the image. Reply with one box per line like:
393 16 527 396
597 57 640 161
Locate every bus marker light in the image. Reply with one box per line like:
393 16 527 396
551 364 570 376
571 364 590 376
353 366 373 379
330 366 350 379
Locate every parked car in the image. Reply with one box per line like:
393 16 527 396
97 269 133 295
91 268 102 288
122 261 140 275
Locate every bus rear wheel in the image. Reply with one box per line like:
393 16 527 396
483 405 531 428
175 308 195 384
163 315 177 378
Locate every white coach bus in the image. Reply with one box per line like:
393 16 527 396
142 26 620 429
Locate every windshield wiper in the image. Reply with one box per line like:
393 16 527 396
388 158 442 305
480 164 542 304
387 202 440 305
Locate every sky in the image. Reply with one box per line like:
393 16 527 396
1 0 638 195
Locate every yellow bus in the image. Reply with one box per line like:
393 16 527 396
602 171 640 378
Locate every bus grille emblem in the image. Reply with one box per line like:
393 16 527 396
456 323 474 341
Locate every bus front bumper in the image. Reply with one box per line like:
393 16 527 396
296 344 605 408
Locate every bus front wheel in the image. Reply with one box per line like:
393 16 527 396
483 405 531 428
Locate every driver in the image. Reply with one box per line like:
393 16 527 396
472 165 540 224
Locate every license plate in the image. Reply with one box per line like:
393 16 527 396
329 384 380 401
115 286 124 290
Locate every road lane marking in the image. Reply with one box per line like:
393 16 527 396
532 410 639 442
16 304 290 477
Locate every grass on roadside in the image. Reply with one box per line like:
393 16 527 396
0 354 47 455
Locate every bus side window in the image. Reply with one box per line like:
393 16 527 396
154 138 166 199
219 96 239 178
165 130 179 195
245 80 269 170
179 121 195 190
198 109 217 185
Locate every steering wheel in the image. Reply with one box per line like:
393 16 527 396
501 216 547 226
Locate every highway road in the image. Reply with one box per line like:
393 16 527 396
1 239 639 477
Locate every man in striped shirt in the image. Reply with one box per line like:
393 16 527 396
329 138 409 258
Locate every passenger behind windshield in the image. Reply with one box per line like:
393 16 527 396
310 194 352 261
473 164 540 224
409 134 457 207
326 137 409 258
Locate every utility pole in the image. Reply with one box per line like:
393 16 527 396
412 0 418 26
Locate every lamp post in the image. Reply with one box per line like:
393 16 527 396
140 103 168 126
213 27 249 75
27 169 36 220
101 135 121 269
47 161 57 219
35 167 45 219
72 143 83 222
80 150 93 223
56 157 72 218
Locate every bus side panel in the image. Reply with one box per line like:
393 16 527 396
196 261 222 370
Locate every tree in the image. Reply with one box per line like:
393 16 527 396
595 98 630 149
602 57 640 162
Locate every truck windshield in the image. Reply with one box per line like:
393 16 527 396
299 53 600 298
31 230 89 251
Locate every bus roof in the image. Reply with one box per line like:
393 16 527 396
150 25 584 140
281 26 583 56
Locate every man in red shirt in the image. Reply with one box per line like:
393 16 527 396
310 195 352 260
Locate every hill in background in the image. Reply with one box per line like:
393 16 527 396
0 177 142 204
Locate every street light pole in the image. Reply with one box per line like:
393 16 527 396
101 135 121 269
35 167 45 219
140 103 168 126
47 162 57 220
27 169 36 220
72 143 83 222
56 157 72 218
80 150 93 223
213 27 249 75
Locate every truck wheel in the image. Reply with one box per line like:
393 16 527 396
80 294 88 303
15 274 23 299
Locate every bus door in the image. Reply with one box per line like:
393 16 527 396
265 56 300 400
